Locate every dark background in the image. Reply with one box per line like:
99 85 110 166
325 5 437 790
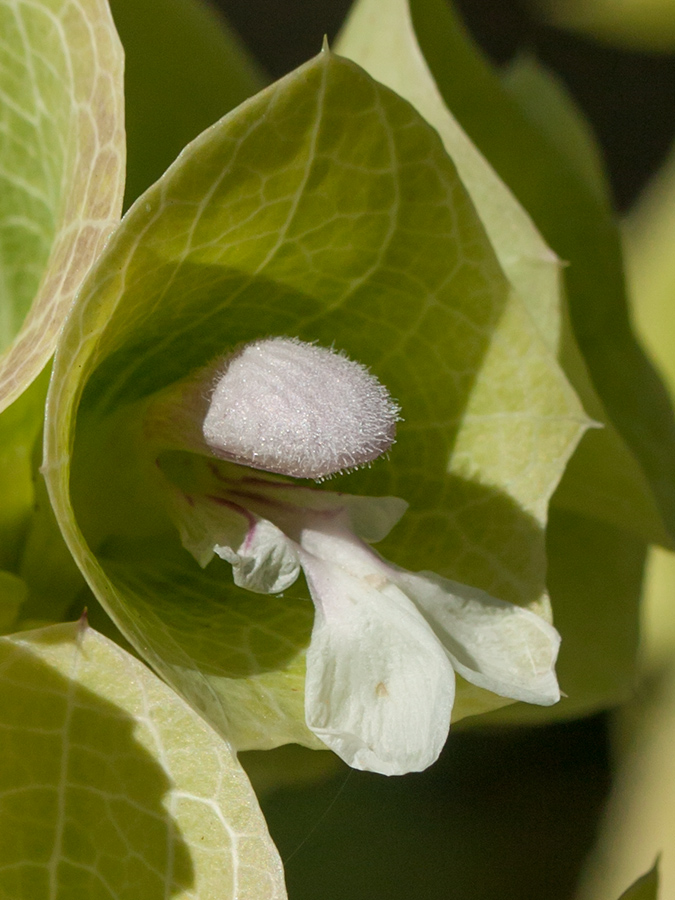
206 3 674 897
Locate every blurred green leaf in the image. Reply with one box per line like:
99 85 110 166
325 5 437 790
18 465 88 625
43 50 583 749
0 620 286 899
626 145 675 396
575 657 671 898
534 0 675 53
502 54 609 208
624 145 675 665
110 0 266 208
257 721 608 900
0 0 125 414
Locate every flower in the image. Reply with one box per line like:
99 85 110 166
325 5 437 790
147 337 561 776
162 462 560 775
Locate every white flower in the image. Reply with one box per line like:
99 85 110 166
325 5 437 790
149 336 561 775
165 465 560 776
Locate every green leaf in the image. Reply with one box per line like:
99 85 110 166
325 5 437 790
0 620 286 899
109 0 266 209
0 0 125 415
339 0 675 547
618 864 660 900
18 465 88 626
535 0 675 52
102 530 318 751
551 317 670 548
501 58 673 545
625 144 675 667
577 657 675 899
502 54 610 209
0 570 27 633
44 49 584 748
0 365 49 571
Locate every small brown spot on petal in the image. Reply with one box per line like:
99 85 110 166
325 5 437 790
364 572 388 590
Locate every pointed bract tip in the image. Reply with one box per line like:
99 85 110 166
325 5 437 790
76 608 89 642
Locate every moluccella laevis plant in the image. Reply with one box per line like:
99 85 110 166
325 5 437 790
2 0 673 896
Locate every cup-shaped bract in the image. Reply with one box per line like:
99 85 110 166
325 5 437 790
44 48 584 753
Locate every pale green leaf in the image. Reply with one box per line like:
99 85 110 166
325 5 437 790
574 656 672 899
336 0 563 348
502 56 673 544
44 50 584 748
336 0 670 548
109 0 266 208
640 546 675 668
0 620 286 899
100 529 317 751
0 0 125 413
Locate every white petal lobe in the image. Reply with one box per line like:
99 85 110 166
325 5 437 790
215 517 301 594
164 488 300 593
398 570 561 706
298 533 455 776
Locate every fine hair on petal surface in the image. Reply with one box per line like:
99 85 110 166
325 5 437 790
202 337 401 479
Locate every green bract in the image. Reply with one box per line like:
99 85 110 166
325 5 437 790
337 0 675 718
0 0 125 414
44 47 584 748
0 0 125 619
0 620 285 899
